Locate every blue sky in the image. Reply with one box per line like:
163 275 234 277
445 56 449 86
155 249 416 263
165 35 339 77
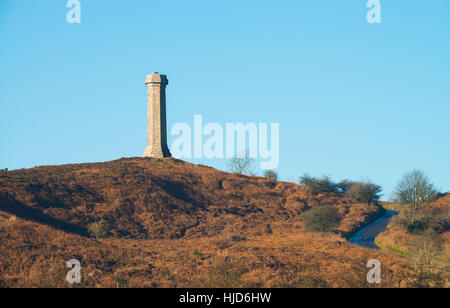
1 0 449 197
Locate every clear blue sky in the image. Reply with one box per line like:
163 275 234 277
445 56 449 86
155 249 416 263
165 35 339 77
1 0 449 197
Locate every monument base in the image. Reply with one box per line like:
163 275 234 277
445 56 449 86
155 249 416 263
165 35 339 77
143 147 172 158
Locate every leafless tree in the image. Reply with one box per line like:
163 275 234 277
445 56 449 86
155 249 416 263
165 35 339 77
392 170 439 211
228 152 255 175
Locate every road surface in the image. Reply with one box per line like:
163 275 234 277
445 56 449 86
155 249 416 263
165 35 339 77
349 210 398 249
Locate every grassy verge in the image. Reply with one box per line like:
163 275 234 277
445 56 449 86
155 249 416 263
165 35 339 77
374 236 408 256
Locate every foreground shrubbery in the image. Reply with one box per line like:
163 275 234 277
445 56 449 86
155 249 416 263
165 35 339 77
303 205 342 232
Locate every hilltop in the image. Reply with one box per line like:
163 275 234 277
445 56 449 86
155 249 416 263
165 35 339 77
0 158 413 287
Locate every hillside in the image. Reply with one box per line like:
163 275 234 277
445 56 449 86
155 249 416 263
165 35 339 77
0 158 383 240
375 195 449 287
377 194 450 254
0 158 413 288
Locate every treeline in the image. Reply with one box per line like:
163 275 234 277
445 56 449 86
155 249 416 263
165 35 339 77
294 174 383 233
299 174 382 207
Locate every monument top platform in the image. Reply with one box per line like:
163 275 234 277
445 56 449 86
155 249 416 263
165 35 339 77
145 73 169 85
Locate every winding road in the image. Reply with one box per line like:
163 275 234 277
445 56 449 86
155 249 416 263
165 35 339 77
349 210 398 249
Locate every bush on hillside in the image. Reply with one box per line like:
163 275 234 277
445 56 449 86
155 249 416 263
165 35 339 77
88 219 110 239
393 207 450 235
263 170 278 181
346 182 382 206
392 208 430 229
407 221 429 235
303 205 342 232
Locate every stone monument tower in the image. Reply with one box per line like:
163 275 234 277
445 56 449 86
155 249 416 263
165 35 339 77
143 73 171 158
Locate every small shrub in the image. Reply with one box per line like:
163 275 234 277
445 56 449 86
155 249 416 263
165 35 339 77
303 205 342 232
346 182 382 206
87 219 110 239
407 221 429 234
392 208 433 232
263 170 278 181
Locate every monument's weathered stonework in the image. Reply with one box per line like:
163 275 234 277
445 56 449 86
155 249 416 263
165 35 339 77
143 73 171 158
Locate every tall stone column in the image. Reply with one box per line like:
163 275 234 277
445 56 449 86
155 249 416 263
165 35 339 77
143 73 172 158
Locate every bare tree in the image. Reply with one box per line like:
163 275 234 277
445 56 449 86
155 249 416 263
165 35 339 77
228 152 254 175
392 170 439 211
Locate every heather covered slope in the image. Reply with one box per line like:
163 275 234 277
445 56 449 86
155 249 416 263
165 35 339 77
0 209 413 288
0 158 382 240
0 158 415 288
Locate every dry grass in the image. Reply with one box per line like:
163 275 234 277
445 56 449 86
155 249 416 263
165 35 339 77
0 211 414 288
0 158 412 288
375 195 450 287
0 158 382 240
